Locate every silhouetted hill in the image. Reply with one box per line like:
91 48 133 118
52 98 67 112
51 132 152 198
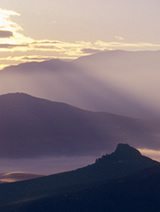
0 93 156 158
105 143 142 160
7 166 160 212
0 144 159 211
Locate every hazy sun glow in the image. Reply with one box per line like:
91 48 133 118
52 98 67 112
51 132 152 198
0 6 160 69
139 148 160 161
0 8 19 29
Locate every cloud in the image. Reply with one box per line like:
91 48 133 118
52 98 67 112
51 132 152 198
1 8 160 69
0 30 13 38
0 44 28 49
0 8 20 33
32 40 61 45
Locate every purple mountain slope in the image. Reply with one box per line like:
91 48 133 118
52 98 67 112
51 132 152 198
0 93 158 158
0 51 160 118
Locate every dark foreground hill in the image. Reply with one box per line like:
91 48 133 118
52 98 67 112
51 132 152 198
0 144 159 212
0 93 157 158
6 166 160 212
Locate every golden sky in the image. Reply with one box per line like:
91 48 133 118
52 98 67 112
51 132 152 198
0 1 160 68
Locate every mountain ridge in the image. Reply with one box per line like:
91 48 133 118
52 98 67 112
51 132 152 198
0 92 157 158
0 50 159 118
0 143 159 211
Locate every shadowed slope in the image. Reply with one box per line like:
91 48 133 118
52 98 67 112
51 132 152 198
0 144 159 211
0 93 157 158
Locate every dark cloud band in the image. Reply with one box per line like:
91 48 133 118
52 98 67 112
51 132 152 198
0 30 13 38
0 44 28 49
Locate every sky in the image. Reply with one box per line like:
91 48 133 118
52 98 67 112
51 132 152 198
0 0 160 68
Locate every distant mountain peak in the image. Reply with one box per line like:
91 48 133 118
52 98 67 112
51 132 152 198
113 143 142 159
96 144 143 164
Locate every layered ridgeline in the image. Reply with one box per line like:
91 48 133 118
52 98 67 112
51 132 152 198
0 93 157 158
1 51 160 118
0 144 159 212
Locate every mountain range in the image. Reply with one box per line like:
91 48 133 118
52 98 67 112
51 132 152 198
0 144 160 212
0 93 157 158
0 50 160 211
1 50 160 118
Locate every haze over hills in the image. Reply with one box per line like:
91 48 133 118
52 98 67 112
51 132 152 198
0 144 159 212
0 93 158 158
0 50 160 118
0 2 160 211
0 172 43 183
